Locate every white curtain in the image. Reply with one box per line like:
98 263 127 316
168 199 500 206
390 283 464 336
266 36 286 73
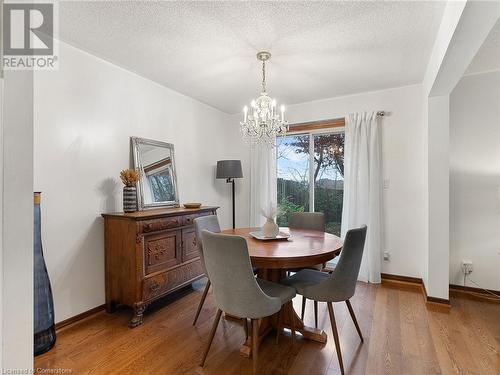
250 142 277 227
341 112 382 283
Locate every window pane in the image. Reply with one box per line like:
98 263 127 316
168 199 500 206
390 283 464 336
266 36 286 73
313 133 344 236
276 134 310 227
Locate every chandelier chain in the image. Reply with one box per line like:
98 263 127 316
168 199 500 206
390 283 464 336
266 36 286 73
262 60 266 93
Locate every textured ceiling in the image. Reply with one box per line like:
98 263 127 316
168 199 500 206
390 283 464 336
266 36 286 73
59 1 445 114
465 18 500 75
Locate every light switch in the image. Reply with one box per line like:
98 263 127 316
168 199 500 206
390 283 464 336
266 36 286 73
383 179 390 190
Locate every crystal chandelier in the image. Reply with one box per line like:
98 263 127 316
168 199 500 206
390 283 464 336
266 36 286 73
240 51 288 146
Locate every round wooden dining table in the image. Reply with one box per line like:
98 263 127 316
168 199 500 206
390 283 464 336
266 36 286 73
220 227 343 357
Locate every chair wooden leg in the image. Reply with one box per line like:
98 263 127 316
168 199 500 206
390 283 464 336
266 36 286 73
346 299 363 342
327 302 344 375
301 295 306 320
287 301 296 344
243 318 248 340
314 300 318 328
200 308 222 367
252 319 259 374
275 307 282 344
193 279 211 326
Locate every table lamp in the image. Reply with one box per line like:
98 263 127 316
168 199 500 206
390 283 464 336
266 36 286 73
216 160 243 229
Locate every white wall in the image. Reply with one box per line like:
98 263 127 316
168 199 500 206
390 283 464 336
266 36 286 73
426 1 500 97
2 70 34 370
0 75 2 371
423 1 466 96
420 1 466 299
421 0 500 299
34 42 248 322
427 95 450 299
285 85 426 279
450 71 500 291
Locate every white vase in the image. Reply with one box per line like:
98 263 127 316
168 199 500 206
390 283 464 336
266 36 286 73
262 218 279 238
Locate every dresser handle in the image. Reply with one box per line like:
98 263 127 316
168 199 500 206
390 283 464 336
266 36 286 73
143 223 153 232
149 281 161 292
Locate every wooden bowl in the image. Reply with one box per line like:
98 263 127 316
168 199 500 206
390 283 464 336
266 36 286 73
183 203 202 209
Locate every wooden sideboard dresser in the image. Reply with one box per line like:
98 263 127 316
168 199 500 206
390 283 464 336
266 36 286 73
102 206 218 327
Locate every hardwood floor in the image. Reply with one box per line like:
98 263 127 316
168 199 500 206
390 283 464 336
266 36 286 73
35 279 500 374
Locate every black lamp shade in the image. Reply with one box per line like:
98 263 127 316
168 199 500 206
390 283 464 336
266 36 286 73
216 160 243 179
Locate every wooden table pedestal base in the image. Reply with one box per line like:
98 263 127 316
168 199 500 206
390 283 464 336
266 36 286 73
236 268 328 358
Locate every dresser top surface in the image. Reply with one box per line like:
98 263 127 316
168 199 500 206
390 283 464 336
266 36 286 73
102 206 218 220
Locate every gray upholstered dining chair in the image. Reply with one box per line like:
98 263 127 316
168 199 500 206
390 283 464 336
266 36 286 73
281 225 367 375
192 215 221 326
289 212 325 234
193 215 258 326
200 230 296 374
288 212 326 327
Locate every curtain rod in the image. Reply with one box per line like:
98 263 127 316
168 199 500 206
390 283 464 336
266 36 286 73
289 112 387 132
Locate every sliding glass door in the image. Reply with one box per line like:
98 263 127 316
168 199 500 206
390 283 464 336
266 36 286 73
276 134 310 220
277 130 344 235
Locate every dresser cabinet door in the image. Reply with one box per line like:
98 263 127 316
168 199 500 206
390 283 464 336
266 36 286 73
144 229 182 275
181 227 199 262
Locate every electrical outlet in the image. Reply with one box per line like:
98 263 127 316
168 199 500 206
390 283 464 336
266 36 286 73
383 251 390 261
461 260 473 275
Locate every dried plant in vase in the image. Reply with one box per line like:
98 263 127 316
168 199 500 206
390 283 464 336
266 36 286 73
120 169 140 187
261 203 279 238
120 169 140 212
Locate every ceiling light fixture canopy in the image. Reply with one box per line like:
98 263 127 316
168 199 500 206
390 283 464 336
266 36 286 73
240 51 288 146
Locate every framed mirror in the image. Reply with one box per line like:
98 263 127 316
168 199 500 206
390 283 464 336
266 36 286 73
131 137 179 209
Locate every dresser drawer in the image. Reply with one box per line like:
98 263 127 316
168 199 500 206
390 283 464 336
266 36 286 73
139 217 182 234
144 230 182 275
143 260 204 301
182 211 213 226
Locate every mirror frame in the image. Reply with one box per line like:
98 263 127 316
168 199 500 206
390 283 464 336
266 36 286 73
131 136 180 210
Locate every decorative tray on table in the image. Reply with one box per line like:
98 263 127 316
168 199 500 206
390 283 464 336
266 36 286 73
249 231 291 241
